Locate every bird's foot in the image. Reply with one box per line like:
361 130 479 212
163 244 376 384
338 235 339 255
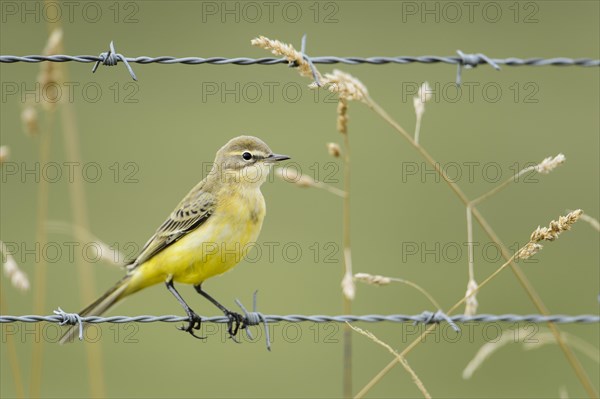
225 311 244 342
177 310 205 340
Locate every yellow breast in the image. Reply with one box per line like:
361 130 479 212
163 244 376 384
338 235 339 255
129 186 266 291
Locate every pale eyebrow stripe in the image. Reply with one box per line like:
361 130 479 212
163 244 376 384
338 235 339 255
228 151 266 160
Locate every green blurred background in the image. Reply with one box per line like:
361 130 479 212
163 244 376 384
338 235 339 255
1 1 598 398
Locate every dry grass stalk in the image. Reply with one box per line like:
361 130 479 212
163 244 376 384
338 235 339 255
464 279 479 316
511 153 566 181
463 328 599 380
413 81 432 116
274 167 317 187
46 221 127 266
341 254 355 300
470 153 567 208
463 154 567 316
20 28 63 138
0 290 26 398
252 34 593 396
514 242 543 261
0 145 10 164
465 206 478 316
358 209 587 398
26 31 67 387
37 28 64 111
337 98 348 134
314 69 369 102
26 23 105 399
523 332 600 363
413 82 432 144
42 27 63 56
576 213 600 232
354 273 392 286
353 273 441 309
530 209 583 242
327 142 342 158
513 209 582 261
252 35 368 103
462 328 515 379
21 105 39 136
251 36 316 79
1 241 30 291
274 168 346 198
336 90 355 396
535 153 566 174
349 323 431 399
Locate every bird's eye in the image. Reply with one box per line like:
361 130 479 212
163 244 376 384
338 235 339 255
242 152 253 161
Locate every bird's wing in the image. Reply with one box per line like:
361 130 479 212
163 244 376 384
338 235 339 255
127 181 216 270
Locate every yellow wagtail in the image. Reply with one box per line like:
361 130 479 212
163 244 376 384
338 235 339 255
60 136 290 343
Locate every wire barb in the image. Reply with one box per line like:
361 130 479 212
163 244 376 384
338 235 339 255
235 291 271 351
54 307 84 340
92 41 137 81
297 34 321 87
415 310 461 332
455 50 501 86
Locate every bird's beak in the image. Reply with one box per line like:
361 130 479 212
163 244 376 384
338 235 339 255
265 153 291 163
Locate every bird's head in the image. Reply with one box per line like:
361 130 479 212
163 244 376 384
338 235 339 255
211 135 290 186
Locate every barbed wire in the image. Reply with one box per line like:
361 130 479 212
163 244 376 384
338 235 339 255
2 312 599 325
2 307 598 350
1 40 599 84
4 54 598 68
2 311 598 339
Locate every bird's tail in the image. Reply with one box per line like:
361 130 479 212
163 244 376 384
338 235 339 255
59 275 131 344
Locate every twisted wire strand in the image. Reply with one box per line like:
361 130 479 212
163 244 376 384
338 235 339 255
4 46 597 84
2 313 599 324
2 54 599 67
3 311 597 347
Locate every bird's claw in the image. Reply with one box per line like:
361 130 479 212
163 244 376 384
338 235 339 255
225 311 244 341
177 311 205 340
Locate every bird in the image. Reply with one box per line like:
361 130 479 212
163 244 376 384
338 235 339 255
60 136 290 343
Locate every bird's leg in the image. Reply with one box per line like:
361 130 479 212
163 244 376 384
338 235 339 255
165 279 204 339
194 284 243 340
